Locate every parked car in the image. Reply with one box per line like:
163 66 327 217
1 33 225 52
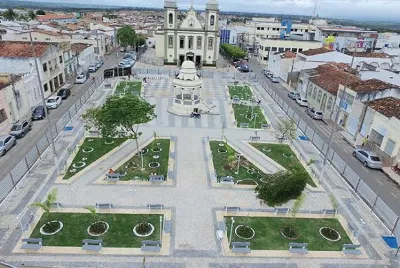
118 62 132 68
296 97 308 107
0 135 17 155
9 119 32 138
122 58 135 66
96 60 104 69
75 74 87 84
288 91 300 100
31 105 48 120
88 64 97 72
124 53 137 61
238 65 250 72
57 87 71 100
271 76 279 83
266 72 273 79
352 148 383 169
46 96 62 109
120 47 126 52
306 108 323 120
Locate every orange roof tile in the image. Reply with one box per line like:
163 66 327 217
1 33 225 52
364 97 400 119
348 79 399 93
71 43 92 53
301 47 332 56
38 13 75 22
0 41 52 57
346 52 390 58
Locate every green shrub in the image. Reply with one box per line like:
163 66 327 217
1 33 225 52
221 44 247 59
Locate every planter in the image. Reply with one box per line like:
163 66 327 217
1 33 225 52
153 155 160 159
319 227 341 242
87 221 109 236
72 161 86 168
246 168 255 174
133 222 155 237
222 165 232 171
82 147 94 153
140 148 149 155
235 225 255 240
149 162 160 168
40 220 63 235
262 148 272 153
281 225 299 240
69 168 76 173
218 149 227 153
82 157 87 161
283 153 293 158
104 140 115 145
126 162 140 169
218 143 225 147
236 179 258 186
151 148 162 152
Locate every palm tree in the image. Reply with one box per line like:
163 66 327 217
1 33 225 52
31 189 58 221
28 10 37 21
84 205 98 222
3 8 17 21
18 14 28 22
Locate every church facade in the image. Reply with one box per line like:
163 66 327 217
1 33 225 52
155 0 219 67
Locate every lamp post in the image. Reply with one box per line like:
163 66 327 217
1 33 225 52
159 216 163 244
228 217 235 246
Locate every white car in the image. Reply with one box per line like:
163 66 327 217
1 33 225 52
46 96 62 109
296 98 308 107
75 74 87 84
122 58 135 66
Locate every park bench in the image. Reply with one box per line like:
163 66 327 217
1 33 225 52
231 242 251 253
149 175 165 182
51 202 62 209
141 240 161 252
225 206 240 212
220 176 234 184
249 136 260 141
82 239 102 251
289 242 308 254
342 244 362 255
274 208 290 215
20 238 42 250
348 222 360 237
239 123 249 128
96 203 113 210
164 220 172 233
323 209 337 217
148 204 164 210
218 221 226 232
105 173 125 182
261 124 270 129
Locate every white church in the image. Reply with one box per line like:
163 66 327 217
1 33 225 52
155 0 220 67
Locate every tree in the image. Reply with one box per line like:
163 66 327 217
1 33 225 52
3 9 17 21
255 171 307 207
117 26 137 49
36 9 46 15
329 194 339 216
291 193 305 218
220 43 247 60
18 14 28 21
28 10 37 21
31 189 58 221
84 205 98 222
82 94 156 168
276 118 296 143
137 35 146 46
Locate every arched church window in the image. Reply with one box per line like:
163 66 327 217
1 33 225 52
210 15 215 26
169 13 173 24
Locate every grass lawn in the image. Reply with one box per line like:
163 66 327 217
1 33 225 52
30 212 162 247
228 85 253 100
117 139 170 181
225 216 352 251
250 143 316 187
115 81 142 95
233 104 268 129
209 141 266 185
63 137 126 180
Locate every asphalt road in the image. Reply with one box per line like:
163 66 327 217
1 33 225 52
250 60 400 217
0 50 121 180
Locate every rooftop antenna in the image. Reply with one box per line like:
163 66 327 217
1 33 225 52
190 0 194 8
311 0 319 21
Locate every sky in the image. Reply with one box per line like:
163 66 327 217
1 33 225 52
25 0 400 22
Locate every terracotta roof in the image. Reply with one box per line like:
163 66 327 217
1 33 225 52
346 52 390 58
0 82 9 90
301 47 332 56
25 29 64 37
0 41 53 57
348 78 400 93
38 13 76 22
282 51 296 59
71 43 92 53
364 97 400 119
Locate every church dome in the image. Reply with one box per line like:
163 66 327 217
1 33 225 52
182 60 195 69
174 60 201 84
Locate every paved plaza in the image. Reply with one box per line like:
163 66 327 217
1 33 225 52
0 72 399 268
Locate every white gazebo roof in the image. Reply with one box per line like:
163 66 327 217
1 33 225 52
173 60 202 87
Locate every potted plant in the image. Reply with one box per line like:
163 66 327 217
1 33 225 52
31 189 63 235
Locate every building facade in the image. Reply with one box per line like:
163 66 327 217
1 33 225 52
155 0 220 67
259 39 321 62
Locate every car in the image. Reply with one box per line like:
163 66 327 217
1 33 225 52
46 96 62 109
296 97 308 107
95 60 103 69
288 91 300 100
306 108 323 120
271 76 279 83
124 53 137 60
57 87 71 100
88 64 97 72
266 72 273 79
118 62 132 68
352 148 383 169
10 119 32 138
237 65 250 72
75 74 87 84
31 105 48 120
0 135 17 155
120 47 126 52
122 58 135 66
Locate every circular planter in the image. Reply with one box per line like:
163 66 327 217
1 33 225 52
126 162 140 169
319 227 341 242
235 225 255 240
140 148 149 155
246 169 255 174
281 225 300 240
153 155 160 159
218 143 225 147
87 221 109 237
149 162 160 168
82 157 87 161
88 139 94 142
218 149 227 153
40 221 63 235
151 148 162 152
133 222 155 237
262 148 272 153
156 142 161 146
72 161 86 168
104 140 115 145
69 168 76 173
82 147 94 153
283 153 293 158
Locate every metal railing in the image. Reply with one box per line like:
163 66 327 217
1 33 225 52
0 76 104 204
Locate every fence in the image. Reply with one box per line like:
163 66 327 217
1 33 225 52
0 76 105 204
256 75 400 237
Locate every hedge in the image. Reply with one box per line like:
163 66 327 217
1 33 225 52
220 44 247 59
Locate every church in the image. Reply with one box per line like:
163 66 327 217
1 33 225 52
155 0 220 67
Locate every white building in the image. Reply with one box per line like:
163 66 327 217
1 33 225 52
71 43 95 74
155 0 220 67
267 51 297 84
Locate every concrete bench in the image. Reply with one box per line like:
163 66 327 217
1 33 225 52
51 202 62 208
20 238 42 250
105 173 125 182
164 220 172 233
323 209 337 216
232 242 251 253
261 124 270 129
239 123 249 128
149 175 165 182
348 223 360 237
218 221 226 232
342 244 362 255
225 206 240 212
289 242 308 254
141 240 161 252
249 136 260 141
96 203 113 210
82 239 102 251
274 208 290 215
220 176 234 184
148 204 164 210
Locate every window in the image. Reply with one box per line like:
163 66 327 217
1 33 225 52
43 83 48 92
298 48 303 52
345 94 354 105
308 84 313 97
291 48 298 52
305 29 308 32
285 48 290 51
265 47 270 51
263 57 268 61
210 15 215 26
370 129 384 147
0 109 7 123
22 37 28 40
278 47 284 52
327 97 333 111
59 55 63 63
384 139 396 155
272 28 276 31
261 27 264 30
169 13 173 24
180 36 185 49
188 36 193 49
168 36 173 48
45 38 50 41
196 37 202 49
271 47 277 52
317 91 322 102
208 37 213 50
43 63 47 72
267 27 270 30
312 87 317 100
257 27 260 30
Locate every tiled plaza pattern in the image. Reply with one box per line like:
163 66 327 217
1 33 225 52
0 72 398 268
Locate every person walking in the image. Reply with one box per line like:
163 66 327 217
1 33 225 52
116 52 119 58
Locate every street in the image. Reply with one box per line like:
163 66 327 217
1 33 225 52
0 50 121 180
250 60 400 216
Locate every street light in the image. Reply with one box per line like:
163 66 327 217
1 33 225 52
159 216 163 244
228 217 235 246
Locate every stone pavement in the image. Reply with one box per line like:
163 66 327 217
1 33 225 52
0 74 398 268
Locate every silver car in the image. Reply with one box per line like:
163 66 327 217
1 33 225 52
352 148 383 169
307 108 323 120
10 119 32 138
0 135 17 156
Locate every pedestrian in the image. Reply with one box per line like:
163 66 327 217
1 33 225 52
362 135 369 146
116 52 119 58
92 76 95 83
108 168 114 174
128 74 130 80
